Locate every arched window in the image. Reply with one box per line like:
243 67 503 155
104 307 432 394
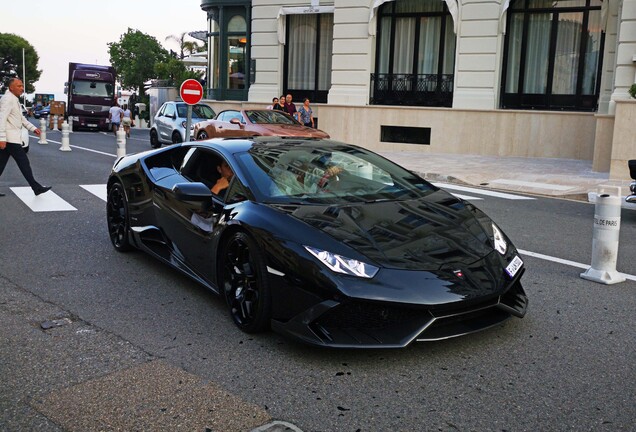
501 0 604 111
371 0 456 107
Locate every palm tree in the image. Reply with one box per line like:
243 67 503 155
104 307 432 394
165 33 202 59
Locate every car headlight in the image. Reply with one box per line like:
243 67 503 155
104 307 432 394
304 246 379 278
491 223 507 255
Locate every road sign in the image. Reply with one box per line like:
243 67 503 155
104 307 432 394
180 79 204 105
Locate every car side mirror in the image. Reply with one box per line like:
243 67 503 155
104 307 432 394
171 114 177 120
230 118 242 126
172 182 212 202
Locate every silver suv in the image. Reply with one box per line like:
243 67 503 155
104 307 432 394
150 101 216 148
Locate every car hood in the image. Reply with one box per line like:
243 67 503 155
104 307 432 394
274 191 496 270
260 124 330 138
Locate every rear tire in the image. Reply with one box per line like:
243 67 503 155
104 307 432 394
219 232 271 333
197 130 208 140
107 182 133 252
172 131 183 144
150 129 160 148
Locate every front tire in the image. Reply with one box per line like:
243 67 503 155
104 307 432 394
150 129 160 148
219 232 271 333
172 131 183 144
107 182 133 252
197 130 208 140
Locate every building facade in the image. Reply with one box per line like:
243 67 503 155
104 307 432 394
200 0 636 180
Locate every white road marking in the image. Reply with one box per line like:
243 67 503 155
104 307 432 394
519 249 636 282
451 193 483 201
490 179 575 191
433 182 535 200
81 184 107 201
34 137 117 157
11 187 77 212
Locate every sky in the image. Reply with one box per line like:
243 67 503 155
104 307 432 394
3 0 207 102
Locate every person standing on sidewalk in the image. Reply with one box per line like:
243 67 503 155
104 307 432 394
0 78 51 197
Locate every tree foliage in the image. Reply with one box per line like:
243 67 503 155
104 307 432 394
0 33 41 94
154 57 204 91
108 28 170 97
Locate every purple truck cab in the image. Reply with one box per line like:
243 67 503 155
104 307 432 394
66 63 116 131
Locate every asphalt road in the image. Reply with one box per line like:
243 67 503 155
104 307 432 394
1 125 635 431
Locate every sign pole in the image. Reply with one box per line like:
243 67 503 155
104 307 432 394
185 105 193 142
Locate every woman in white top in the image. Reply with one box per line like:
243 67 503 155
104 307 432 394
122 104 133 138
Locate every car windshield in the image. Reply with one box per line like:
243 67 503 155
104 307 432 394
72 80 114 97
235 144 437 204
245 110 298 125
177 104 216 119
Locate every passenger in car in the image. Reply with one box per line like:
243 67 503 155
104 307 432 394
211 160 234 196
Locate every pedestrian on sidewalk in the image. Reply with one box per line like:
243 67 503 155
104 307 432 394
0 78 51 197
298 98 314 128
284 93 298 121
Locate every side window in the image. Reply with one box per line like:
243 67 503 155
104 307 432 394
164 104 176 117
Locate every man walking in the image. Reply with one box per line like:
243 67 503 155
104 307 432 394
0 78 51 196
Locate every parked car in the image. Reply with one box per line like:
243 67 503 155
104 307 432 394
106 137 527 347
150 101 216 148
33 104 50 119
193 109 329 140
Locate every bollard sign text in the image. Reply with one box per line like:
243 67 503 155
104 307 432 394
593 216 620 229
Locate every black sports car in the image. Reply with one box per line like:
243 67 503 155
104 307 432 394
107 137 528 348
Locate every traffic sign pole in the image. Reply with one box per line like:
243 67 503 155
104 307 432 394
185 105 193 142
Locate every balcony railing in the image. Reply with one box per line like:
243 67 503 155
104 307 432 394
370 73 453 107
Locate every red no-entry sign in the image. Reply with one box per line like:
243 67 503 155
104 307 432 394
180 79 204 105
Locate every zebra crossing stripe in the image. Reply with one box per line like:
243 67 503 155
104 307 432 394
81 184 107 201
11 187 77 212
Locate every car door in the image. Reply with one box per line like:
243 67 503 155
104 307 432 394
158 103 176 143
152 147 230 284
214 110 251 138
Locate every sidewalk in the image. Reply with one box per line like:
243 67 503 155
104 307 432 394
379 151 634 206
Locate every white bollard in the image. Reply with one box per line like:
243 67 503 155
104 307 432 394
59 121 71 152
116 128 126 158
580 186 625 284
52 115 59 131
68 116 74 133
38 117 48 144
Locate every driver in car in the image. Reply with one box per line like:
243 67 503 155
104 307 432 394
211 160 234 196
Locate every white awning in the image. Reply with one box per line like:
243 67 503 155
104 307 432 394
277 5 336 44
368 0 459 36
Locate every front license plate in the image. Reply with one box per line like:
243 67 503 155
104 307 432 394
88 123 97 127
505 255 523 278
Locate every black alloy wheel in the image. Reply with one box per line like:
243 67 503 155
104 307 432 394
197 130 208 140
150 129 160 148
220 232 271 333
107 182 132 252
172 131 183 144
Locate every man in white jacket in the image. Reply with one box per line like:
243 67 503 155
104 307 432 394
0 78 51 196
